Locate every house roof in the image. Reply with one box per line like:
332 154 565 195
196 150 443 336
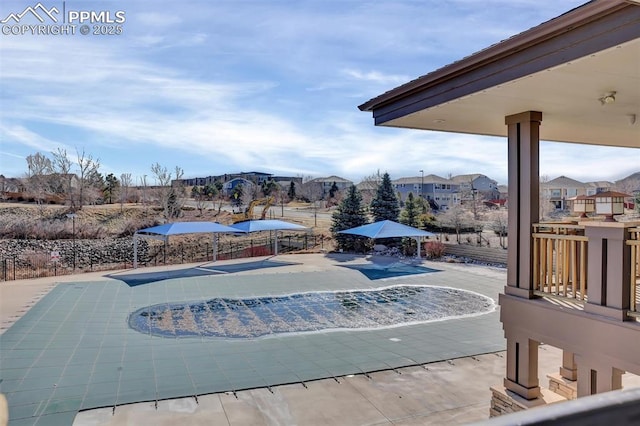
585 181 613 188
355 180 379 191
307 176 352 184
450 174 492 183
359 0 640 149
393 174 452 185
543 176 587 188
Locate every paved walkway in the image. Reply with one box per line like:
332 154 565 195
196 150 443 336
0 254 572 425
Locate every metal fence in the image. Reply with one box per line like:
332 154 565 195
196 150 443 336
1 234 324 282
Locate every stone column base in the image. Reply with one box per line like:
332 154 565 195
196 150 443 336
490 385 566 417
548 373 577 400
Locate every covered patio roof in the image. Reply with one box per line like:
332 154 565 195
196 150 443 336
359 0 640 149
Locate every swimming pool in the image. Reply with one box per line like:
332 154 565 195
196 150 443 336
128 285 495 338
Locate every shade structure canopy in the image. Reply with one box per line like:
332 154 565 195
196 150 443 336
230 220 308 255
230 219 307 233
338 220 435 258
137 221 242 236
133 221 244 268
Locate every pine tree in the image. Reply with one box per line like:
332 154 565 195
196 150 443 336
329 181 339 198
370 172 400 222
330 185 368 252
288 181 296 200
400 192 420 227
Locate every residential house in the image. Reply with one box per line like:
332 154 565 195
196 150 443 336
392 175 459 210
451 174 500 202
177 172 299 190
498 185 509 206
355 179 380 206
585 180 614 196
360 0 640 420
541 176 588 211
302 176 353 200
222 177 254 196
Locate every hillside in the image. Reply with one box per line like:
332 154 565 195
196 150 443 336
616 172 640 193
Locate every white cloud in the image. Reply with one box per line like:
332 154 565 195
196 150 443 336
342 69 410 86
2 0 633 186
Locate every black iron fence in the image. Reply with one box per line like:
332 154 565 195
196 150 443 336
1 233 324 282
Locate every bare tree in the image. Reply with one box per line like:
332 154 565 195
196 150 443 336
300 175 324 203
51 148 74 207
75 149 100 209
120 173 133 212
24 152 53 210
151 163 171 218
439 204 473 243
138 174 148 211
455 175 485 220
192 186 207 216
358 170 383 208
489 209 508 248
150 163 184 219
539 174 553 220
170 166 185 218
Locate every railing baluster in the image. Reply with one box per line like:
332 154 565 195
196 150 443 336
533 235 542 290
580 240 587 301
533 223 588 303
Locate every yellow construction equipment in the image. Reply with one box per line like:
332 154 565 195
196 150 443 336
231 196 274 223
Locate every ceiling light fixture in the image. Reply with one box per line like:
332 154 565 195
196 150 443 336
599 91 616 105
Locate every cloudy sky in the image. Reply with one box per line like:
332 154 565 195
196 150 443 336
1 0 637 185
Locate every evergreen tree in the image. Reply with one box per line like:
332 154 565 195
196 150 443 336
261 179 278 196
399 192 420 227
203 183 218 199
167 189 181 218
330 185 368 252
231 184 244 209
329 181 339 198
370 172 400 222
103 173 119 204
288 181 296 200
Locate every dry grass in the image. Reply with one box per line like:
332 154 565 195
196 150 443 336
0 201 334 244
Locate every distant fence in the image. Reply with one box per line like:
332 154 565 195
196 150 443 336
443 244 508 265
1 233 323 282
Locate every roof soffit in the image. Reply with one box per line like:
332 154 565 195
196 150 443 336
360 1 640 149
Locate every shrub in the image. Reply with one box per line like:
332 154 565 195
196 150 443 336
425 241 446 259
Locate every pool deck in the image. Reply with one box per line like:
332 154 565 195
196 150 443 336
0 253 570 425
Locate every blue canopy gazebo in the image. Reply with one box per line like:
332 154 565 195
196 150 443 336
230 219 308 255
338 220 435 258
133 222 244 268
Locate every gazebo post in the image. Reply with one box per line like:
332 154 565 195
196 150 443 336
133 233 138 269
213 233 217 262
274 231 279 256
